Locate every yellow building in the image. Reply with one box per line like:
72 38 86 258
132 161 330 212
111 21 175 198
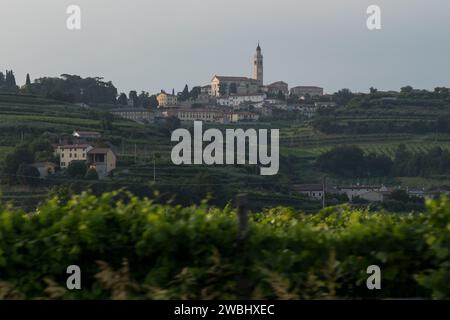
55 144 93 168
157 91 178 107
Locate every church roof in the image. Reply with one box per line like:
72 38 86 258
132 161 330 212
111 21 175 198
214 76 257 82
214 76 252 82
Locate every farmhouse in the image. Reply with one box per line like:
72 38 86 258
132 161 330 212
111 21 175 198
55 144 93 169
87 148 117 178
294 184 325 200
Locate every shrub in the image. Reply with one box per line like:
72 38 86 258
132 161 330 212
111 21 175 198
0 191 448 299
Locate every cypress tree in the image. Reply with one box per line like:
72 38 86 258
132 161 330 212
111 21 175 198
26 73 31 86
5 70 17 87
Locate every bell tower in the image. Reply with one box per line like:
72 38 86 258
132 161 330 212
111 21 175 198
252 42 263 85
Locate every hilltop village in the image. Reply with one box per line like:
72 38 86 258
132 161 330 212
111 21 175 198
113 44 333 125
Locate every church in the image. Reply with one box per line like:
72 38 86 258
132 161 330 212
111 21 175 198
211 43 264 97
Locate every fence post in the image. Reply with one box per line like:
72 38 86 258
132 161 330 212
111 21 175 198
234 193 251 299
236 193 248 241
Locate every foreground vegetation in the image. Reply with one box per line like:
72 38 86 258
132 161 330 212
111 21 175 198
0 191 449 299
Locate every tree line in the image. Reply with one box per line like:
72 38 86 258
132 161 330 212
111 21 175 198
317 145 450 178
0 70 19 93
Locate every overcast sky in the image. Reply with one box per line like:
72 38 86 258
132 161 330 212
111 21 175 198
1 0 450 95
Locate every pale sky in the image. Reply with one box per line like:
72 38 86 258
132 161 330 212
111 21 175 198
1 0 450 95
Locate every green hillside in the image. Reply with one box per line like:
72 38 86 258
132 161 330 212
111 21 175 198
1 91 450 211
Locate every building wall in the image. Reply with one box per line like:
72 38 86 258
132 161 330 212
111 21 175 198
291 87 324 97
157 93 178 107
299 190 324 200
112 110 154 123
211 77 260 97
106 150 117 173
56 145 92 168
88 150 116 178
217 94 266 107
267 82 289 96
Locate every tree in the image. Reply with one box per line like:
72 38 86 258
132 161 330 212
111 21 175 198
138 91 154 108
5 70 17 87
129 91 139 107
67 161 87 178
189 86 201 100
30 138 55 162
30 75 118 104
1 70 18 92
333 89 354 105
2 145 34 182
26 73 31 86
317 145 366 177
117 93 128 105
400 86 414 94
179 85 190 101
16 164 41 187
148 95 158 109
85 168 99 180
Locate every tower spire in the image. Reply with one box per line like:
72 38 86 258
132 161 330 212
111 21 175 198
253 42 263 85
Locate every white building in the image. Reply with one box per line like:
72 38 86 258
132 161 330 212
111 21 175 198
336 185 390 202
162 108 259 124
111 108 155 123
217 94 266 107
291 86 324 97
294 184 325 201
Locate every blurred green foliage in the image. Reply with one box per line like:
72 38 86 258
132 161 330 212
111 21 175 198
0 191 449 299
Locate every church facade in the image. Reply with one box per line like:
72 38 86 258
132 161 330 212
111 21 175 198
211 44 264 97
